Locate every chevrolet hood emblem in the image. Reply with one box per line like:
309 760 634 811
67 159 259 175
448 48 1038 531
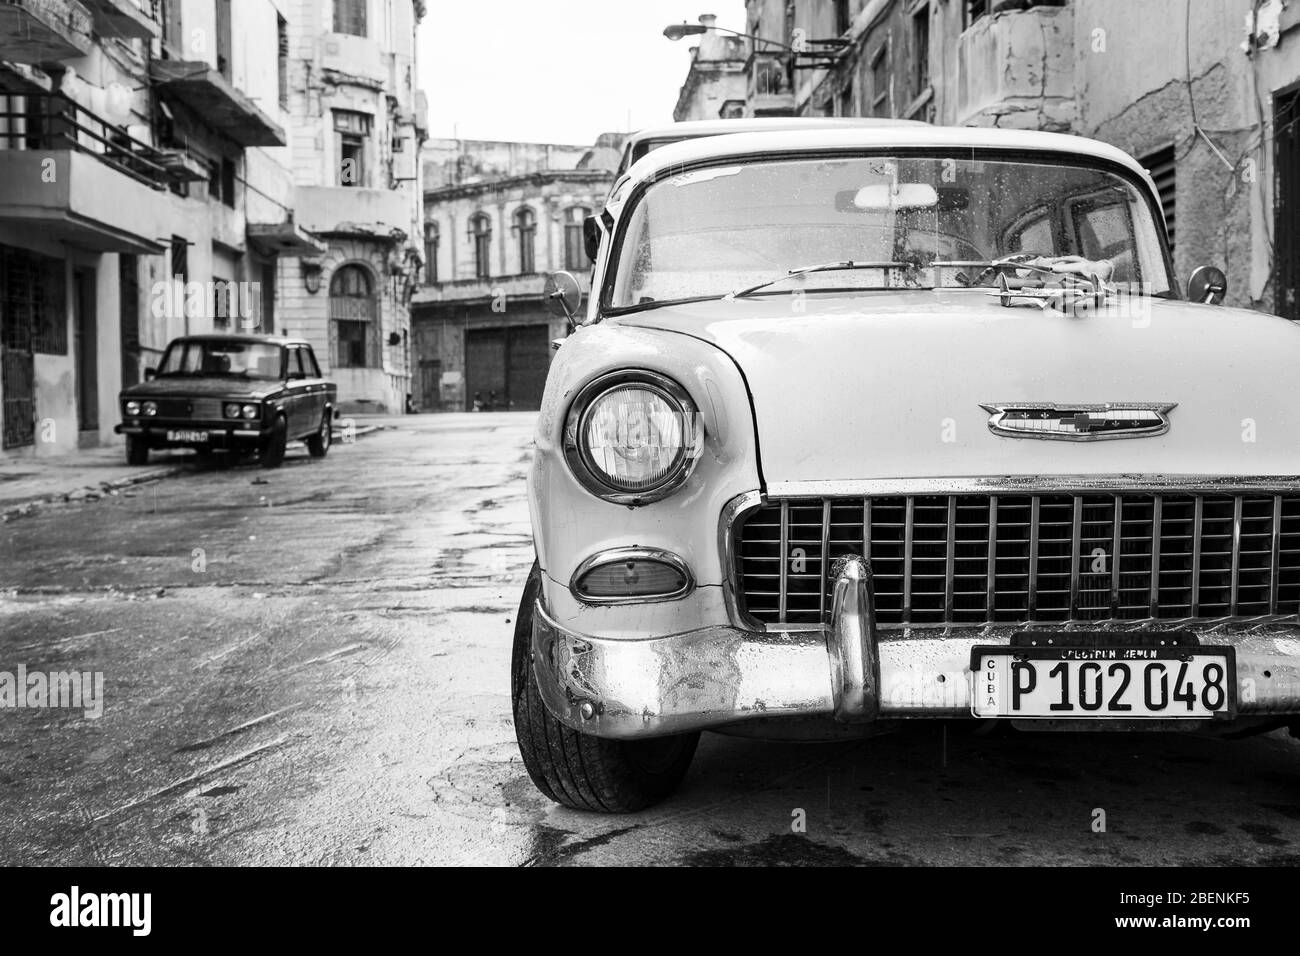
980 402 1177 441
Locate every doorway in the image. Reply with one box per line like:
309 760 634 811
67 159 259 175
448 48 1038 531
74 267 97 440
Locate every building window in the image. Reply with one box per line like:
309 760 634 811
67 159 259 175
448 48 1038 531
334 110 371 187
833 0 852 35
471 213 492 279
1 246 67 356
329 264 377 368
424 222 439 284
564 207 590 271
334 0 367 37
870 44 890 118
277 15 289 110
514 206 536 274
1142 145 1176 253
212 277 231 330
913 5 930 97
170 235 188 284
719 99 745 119
838 83 854 117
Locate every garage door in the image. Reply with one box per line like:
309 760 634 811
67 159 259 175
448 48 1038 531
465 325 550 411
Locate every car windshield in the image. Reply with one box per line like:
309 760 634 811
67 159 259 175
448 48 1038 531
607 154 1171 310
158 341 283 380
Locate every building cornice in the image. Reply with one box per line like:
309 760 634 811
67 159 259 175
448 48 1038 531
424 168 612 203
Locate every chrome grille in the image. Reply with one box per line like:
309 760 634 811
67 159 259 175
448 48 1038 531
154 398 224 420
734 494 1300 626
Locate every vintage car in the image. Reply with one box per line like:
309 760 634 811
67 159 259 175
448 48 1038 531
115 334 337 469
511 125 1298 813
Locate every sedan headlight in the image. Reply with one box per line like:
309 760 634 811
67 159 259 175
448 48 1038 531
142 401 158 416
564 371 703 504
241 405 258 420
224 403 242 419
124 400 140 416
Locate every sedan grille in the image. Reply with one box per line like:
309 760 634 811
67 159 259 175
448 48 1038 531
734 494 1300 626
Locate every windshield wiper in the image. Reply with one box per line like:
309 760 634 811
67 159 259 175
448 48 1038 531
726 260 914 300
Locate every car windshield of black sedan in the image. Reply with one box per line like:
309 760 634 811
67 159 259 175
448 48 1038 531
158 341 283 381
608 155 1171 308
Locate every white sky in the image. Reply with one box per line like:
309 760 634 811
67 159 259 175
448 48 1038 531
416 1 747 145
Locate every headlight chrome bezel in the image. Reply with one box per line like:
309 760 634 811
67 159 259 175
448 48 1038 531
562 370 703 505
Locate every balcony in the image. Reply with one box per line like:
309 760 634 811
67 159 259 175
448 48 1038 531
956 4 1075 131
82 0 159 41
746 50 795 117
294 185 411 244
0 0 93 63
150 59 286 148
0 92 171 251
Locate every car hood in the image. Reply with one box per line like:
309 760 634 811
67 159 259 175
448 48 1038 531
120 377 281 401
616 291 1300 485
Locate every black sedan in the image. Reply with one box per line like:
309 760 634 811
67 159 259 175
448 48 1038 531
115 335 338 469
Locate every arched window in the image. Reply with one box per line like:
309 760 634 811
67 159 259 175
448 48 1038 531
564 206 591 271
514 206 536 274
424 221 439 284
470 213 492 279
329 264 377 368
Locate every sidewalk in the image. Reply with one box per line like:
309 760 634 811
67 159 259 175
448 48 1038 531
0 416 390 520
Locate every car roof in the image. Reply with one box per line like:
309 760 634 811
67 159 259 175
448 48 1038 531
172 334 308 347
624 116 928 145
619 126 1156 194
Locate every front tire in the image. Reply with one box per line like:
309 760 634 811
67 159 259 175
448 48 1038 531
511 562 699 812
125 436 149 466
306 411 331 458
260 415 287 469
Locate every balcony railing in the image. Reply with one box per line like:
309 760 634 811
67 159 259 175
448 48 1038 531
0 0 94 62
0 92 172 189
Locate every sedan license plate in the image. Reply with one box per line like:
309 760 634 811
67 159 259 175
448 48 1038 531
970 646 1235 719
166 430 209 443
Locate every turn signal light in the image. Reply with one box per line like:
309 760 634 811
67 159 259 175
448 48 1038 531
571 550 693 604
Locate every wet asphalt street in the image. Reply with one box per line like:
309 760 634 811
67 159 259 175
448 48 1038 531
2 412 1300 866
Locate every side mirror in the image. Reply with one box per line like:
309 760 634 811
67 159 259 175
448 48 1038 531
1186 265 1227 305
543 271 582 328
583 215 601 263
144 366 156 380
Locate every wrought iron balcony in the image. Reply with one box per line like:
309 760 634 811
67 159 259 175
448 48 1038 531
0 92 172 190
0 0 93 63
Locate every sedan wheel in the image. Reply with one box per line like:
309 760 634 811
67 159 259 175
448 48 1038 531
125 436 149 466
260 415 287 469
306 412 331 458
512 561 699 812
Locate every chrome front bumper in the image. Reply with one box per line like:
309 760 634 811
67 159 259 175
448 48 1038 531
531 558 1300 739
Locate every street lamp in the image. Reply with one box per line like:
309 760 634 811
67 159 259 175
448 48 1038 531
662 17 847 65
662 20 794 52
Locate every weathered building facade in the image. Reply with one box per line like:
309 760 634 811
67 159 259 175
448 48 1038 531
0 0 428 461
725 0 1298 314
0 0 295 459
277 0 427 415
674 13 749 121
409 136 620 412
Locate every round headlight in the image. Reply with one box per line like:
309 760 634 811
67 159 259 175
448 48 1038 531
242 404 258 420
224 403 241 419
142 401 158 416
125 401 140 416
566 372 702 502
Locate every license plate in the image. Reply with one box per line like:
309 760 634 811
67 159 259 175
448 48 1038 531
166 430 208 443
970 645 1235 718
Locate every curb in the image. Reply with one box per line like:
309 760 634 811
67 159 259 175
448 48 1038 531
0 465 186 523
1 423 388 523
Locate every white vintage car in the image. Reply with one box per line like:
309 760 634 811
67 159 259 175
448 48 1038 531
512 126 1297 813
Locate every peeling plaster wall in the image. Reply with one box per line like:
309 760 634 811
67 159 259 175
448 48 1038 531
1071 0 1292 311
956 5 1075 130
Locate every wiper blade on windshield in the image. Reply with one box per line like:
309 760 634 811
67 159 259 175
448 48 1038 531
725 260 912 300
